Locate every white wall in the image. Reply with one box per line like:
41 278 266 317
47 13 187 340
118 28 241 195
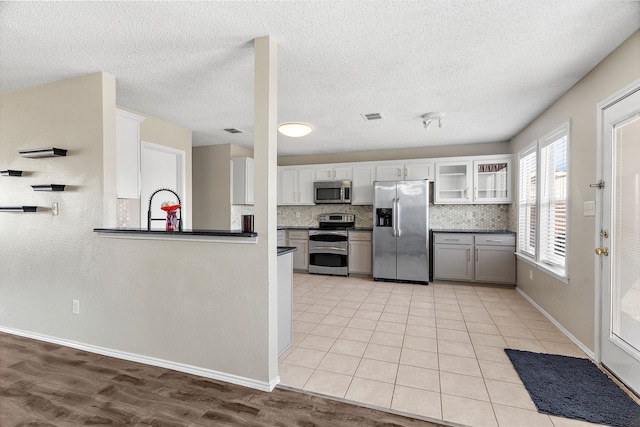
510 31 640 351
0 72 275 388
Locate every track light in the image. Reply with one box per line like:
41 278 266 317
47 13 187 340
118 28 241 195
421 113 444 129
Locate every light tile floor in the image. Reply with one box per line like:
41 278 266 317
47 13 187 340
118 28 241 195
278 273 608 427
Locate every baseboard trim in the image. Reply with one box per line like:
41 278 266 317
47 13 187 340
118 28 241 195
0 326 278 392
515 288 596 360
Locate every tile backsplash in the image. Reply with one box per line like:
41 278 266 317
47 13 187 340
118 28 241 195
277 205 373 228
231 205 255 230
277 203 511 230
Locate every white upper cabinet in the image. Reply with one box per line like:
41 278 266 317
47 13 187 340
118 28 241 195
404 161 434 180
473 159 512 203
351 164 375 205
435 155 512 204
315 165 352 181
375 161 433 181
278 167 315 205
231 157 254 205
376 163 405 180
115 109 145 199
434 161 473 204
277 155 511 206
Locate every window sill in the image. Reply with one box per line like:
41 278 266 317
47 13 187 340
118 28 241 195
515 252 569 284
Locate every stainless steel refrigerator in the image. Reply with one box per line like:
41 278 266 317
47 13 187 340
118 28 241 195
373 180 429 283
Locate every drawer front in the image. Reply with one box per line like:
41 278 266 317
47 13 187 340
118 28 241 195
433 233 474 245
287 230 309 240
475 234 515 247
349 231 372 241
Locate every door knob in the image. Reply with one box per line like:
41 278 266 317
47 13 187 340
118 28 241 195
595 247 609 256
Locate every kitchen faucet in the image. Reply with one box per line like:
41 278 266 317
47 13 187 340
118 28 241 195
147 188 182 232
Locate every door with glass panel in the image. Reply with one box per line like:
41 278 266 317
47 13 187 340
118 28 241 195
598 79 640 395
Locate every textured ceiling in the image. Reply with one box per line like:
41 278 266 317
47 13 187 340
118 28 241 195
1 1 639 156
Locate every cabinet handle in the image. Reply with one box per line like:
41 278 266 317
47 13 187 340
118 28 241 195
467 248 470 261
398 168 402 177
445 238 460 241
332 170 336 179
298 191 301 202
405 167 408 177
486 239 503 243
349 243 352 255
475 248 479 261
465 188 469 199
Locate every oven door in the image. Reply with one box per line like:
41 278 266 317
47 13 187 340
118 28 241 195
309 241 348 275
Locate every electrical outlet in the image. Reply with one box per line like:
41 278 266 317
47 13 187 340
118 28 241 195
295 211 300 218
529 270 533 280
72 299 80 314
52 202 59 216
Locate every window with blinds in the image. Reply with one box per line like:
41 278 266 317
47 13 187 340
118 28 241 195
518 145 537 257
517 121 569 278
539 125 568 269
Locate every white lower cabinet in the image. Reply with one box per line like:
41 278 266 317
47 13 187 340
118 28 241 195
434 232 515 284
287 230 309 271
348 231 372 275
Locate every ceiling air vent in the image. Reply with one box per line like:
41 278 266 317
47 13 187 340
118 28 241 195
224 128 243 134
361 112 384 121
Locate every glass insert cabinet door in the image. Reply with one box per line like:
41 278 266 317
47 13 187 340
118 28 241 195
473 159 512 203
434 161 473 204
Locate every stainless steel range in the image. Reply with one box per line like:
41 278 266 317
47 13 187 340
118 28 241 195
308 213 355 276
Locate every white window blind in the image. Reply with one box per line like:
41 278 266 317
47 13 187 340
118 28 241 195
539 125 569 270
518 145 537 257
517 120 570 279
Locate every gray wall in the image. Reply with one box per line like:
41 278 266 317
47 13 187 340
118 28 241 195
0 73 276 388
278 141 510 166
509 31 640 351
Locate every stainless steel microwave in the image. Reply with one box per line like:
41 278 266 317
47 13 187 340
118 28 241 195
314 180 351 204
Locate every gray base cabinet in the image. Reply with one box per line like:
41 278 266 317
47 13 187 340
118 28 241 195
434 232 515 285
287 230 309 271
349 231 372 275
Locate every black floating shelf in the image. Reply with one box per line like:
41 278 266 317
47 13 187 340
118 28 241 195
32 184 66 192
0 206 38 212
18 147 67 158
1 170 23 176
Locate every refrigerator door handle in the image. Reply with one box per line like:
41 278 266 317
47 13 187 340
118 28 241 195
396 198 401 236
391 198 397 236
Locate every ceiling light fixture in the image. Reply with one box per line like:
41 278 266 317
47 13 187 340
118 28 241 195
421 113 444 129
278 122 313 137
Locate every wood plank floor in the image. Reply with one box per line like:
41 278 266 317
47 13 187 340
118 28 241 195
0 332 449 426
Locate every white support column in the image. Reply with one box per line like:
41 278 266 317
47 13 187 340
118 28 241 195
253 35 279 387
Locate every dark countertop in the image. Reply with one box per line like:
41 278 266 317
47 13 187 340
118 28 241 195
94 228 258 237
278 226 373 232
431 229 516 234
277 246 297 256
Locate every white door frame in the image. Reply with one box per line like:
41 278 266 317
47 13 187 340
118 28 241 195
140 141 187 229
594 77 640 387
